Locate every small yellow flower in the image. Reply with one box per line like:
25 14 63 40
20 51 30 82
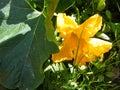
52 13 112 66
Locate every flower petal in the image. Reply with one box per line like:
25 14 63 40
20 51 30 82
57 13 78 38
52 33 78 62
88 38 112 57
73 39 91 65
74 14 102 39
52 13 112 66
74 38 112 66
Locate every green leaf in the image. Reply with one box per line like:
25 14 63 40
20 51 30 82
45 17 56 42
44 0 59 19
97 0 106 11
76 0 82 5
0 0 31 44
0 21 31 44
56 0 75 12
110 22 120 39
0 0 58 90
106 10 112 20
105 72 116 78
43 0 59 42
97 75 104 82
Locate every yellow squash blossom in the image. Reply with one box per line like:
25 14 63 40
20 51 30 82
52 13 112 66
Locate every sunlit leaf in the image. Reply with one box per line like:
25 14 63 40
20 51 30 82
97 0 106 11
44 0 59 19
44 0 59 41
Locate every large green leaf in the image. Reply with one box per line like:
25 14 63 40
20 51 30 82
0 21 31 44
0 0 32 44
0 0 58 89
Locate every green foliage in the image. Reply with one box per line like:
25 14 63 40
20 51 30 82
56 0 75 12
0 0 58 89
43 0 59 42
0 0 120 90
97 0 106 11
